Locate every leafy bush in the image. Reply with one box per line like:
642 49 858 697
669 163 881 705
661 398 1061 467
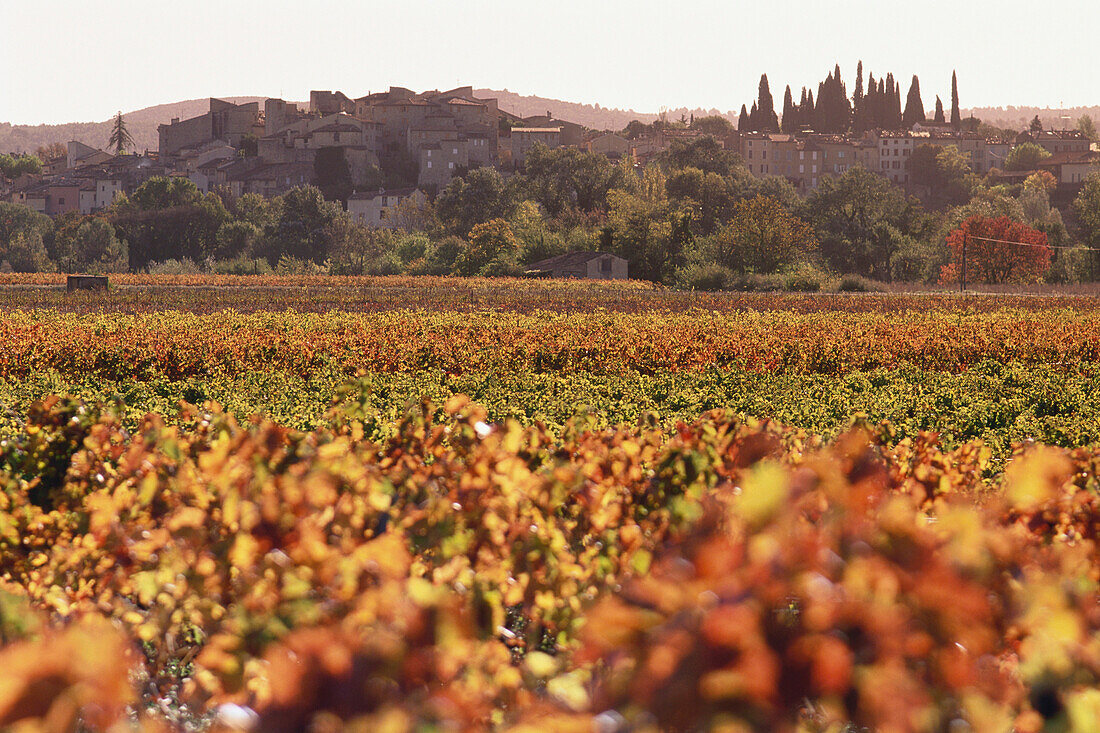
146 258 203 275
676 263 736 291
209 256 274 276
782 262 828 292
732 272 783 291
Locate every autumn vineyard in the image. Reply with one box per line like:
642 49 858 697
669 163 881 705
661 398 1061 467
4 276 1100 731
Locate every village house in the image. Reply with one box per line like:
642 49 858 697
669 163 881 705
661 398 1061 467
1038 151 1100 185
522 113 584 147
226 161 315 198
347 187 427 228
418 140 469 188
529 251 629 280
586 132 633 159
158 98 262 159
66 141 114 170
510 127 562 167
1016 129 1092 156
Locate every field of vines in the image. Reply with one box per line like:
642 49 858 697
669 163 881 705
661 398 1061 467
2 275 1100 731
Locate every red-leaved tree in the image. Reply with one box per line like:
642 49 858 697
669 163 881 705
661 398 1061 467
939 215 1050 284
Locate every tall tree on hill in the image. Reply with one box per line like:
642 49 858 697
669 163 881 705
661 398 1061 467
738 104 750 131
781 85 796 133
862 72 878 131
934 96 946 124
804 89 815 128
757 74 780 132
749 102 759 132
889 76 903 128
903 75 926 127
852 61 865 133
950 71 961 129
884 74 897 128
107 111 134 155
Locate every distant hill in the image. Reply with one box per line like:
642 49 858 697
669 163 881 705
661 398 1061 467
962 106 1100 132
0 97 270 156
481 88 737 131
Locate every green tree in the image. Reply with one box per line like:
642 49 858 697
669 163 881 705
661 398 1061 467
454 218 520 276
1004 143 1052 171
907 144 978 207
1 229 53 272
664 136 742 177
902 75 926 127
107 111 134 155
1077 115 1098 143
666 167 738 235
57 218 128 273
950 71 961 129
806 166 928 280
521 145 621 217
1072 174 1100 277
436 167 519 236
326 217 391 275
755 74 780 132
691 116 734 137
265 186 344 263
131 176 202 210
314 147 353 204
214 220 261 260
601 187 683 282
715 195 817 274
0 154 42 179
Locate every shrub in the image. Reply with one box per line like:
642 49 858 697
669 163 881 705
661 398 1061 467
676 263 736 291
782 263 828 292
733 273 783 291
146 258 202 275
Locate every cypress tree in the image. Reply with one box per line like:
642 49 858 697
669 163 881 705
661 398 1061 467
805 89 815 128
738 104 750 131
781 85 796 133
903 74 926 127
950 71 961 129
885 75 902 128
749 101 759 132
757 74 779 132
864 72 877 130
934 96 945 124
852 61 865 133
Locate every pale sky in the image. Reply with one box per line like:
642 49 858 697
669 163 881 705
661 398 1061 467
2 0 1098 125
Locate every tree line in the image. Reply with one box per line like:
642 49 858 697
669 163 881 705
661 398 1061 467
3 135 1100 287
740 64 965 135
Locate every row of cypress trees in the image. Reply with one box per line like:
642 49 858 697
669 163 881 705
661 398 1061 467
738 64 961 135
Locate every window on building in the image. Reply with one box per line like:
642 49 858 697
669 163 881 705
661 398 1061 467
333 132 340 142
763 151 767 160
601 257 612 274
448 162 454 169
799 151 805 160
427 161 432 169
799 164 804 174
